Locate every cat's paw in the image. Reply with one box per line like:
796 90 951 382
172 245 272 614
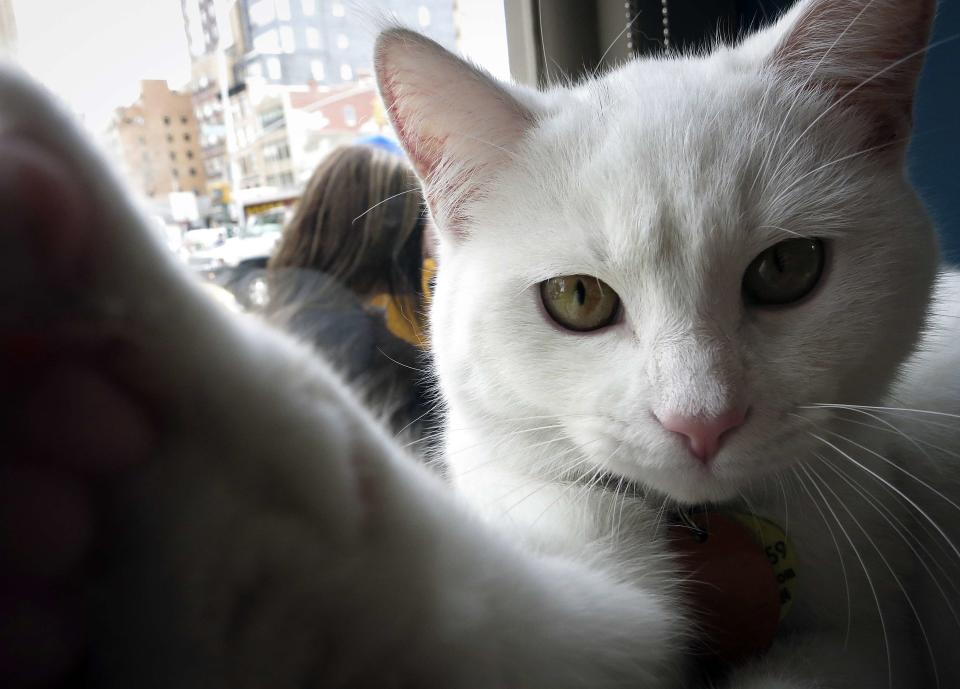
0 82 377 685
0 136 157 686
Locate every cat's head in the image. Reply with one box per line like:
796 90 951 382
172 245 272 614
375 0 939 504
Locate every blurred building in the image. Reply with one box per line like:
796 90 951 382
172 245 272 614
239 0 455 87
0 0 17 55
106 80 208 199
230 80 378 190
177 0 455 213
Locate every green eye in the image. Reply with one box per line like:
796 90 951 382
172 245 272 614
743 238 825 306
540 275 621 332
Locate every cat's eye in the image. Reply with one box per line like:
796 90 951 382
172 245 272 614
743 238 825 306
540 275 620 332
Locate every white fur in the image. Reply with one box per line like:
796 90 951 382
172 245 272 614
2 0 958 687
380 0 957 686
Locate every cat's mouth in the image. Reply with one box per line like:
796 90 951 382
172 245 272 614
577 425 808 505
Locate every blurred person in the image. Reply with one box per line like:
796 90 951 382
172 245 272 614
266 144 436 441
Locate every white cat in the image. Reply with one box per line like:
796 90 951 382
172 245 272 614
1 0 957 687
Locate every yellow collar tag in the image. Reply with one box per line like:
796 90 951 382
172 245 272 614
726 512 797 620
670 510 797 665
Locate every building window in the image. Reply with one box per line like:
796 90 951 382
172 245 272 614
172 169 179 177
310 59 325 81
247 62 263 79
267 57 282 80
163 115 171 126
280 25 295 52
306 27 320 49
418 6 431 27
184 133 192 142
187 150 195 159
166 133 174 143
276 0 291 20
248 0 275 26
301 0 316 15
180 115 189 124
170 152 177 161
331 2 345 17
138 136 146 145
189 168 197 177
260 107 285 128
254 28 280 54
339 63 352 80
342 104 357 127
336 33 349 50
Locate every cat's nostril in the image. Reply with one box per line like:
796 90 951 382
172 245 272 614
655 408 747 463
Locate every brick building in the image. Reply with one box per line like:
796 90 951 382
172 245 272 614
107 80 209 199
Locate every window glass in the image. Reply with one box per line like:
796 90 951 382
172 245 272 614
418 6 431 27
279 26 295 53
339 63 352 81
266 57 282 80
306 27 320 50
248 0 275 26
342 104 356 126
253 29 280 54
301 0 316 17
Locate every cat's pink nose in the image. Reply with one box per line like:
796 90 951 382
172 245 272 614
656 408 746 463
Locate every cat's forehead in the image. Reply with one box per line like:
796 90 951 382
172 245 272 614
508 63 777 261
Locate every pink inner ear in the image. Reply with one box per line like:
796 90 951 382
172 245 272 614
770 0 935 152
374 28 535 239
773 0 935 95
375 59 444 182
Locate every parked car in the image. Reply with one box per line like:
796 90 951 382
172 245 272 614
193 210 288 308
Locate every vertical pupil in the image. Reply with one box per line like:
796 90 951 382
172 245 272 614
774 246 787 273
575 279 586 306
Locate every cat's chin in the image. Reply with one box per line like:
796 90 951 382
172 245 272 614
600 457 747 505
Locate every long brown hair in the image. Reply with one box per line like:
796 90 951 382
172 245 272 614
269 145 425 302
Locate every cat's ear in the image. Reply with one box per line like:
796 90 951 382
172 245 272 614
769 0 935 152
374 28 535 239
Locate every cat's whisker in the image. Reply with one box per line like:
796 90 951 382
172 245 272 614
796 414 960 571
804 402 960 421
822 405 934 463
808 432 960 566
592 10 643 78
830 415 960 460
507 449 605 520
791 464 852 646
352 187 424 225
806 461 940 689
776 474 791 539
756 224 804 238
798 462 892 687
806 418 960 517
530 444 626 531
814 452 960 634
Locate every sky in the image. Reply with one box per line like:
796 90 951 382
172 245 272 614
9 0 509 133
12 0 192 131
